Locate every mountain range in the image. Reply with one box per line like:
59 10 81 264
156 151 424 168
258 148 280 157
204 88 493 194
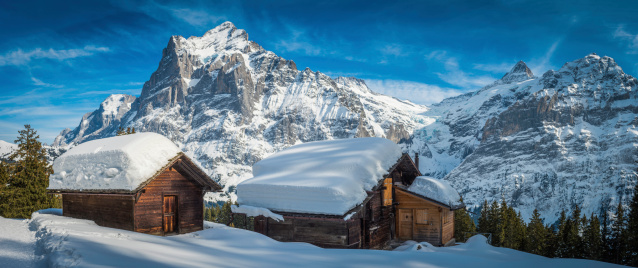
48 22 637 223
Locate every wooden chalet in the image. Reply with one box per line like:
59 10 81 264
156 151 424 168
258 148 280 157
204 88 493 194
237 138 465 249
48 133 221 236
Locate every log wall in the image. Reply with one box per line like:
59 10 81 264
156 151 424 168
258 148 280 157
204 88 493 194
264 216 349 248
62 194 135 231
134 168 204 235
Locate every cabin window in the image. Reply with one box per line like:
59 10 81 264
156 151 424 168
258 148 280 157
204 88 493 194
382 178 393 206
415 209 429 224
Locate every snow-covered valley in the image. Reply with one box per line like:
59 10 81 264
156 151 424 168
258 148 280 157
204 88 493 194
0 210 621 268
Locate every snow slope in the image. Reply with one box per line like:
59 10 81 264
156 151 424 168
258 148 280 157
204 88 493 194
237 137 402 215
20 210 619 268
0 140 17 159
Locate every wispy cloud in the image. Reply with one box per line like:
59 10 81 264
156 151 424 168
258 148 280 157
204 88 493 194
614 25 638 54
169 8 226 27
365 79 463 105
31 77 63 88
275 29 323 56
425 50 496 90
524 40 562 75
379 44 404 57
0 46 109 66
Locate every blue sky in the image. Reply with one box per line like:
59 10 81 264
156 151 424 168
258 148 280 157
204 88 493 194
1 0 637 144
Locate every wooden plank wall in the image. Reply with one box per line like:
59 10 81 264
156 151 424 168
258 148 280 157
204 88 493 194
366 191 392 249
395 190 444 245
441 209 454 245
62 194 135 231
134 168 204 235
265 217 349 248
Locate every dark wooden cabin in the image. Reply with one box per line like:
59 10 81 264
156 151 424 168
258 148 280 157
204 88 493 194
249 152 463 249
48 134 221 236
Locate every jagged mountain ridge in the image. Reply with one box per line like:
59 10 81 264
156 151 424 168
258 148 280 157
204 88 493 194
55 22 429 199
441 54 638 223
54 22 637 223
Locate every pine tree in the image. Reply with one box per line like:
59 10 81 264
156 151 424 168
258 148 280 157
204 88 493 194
600 207 613 263
454 203 477 242
0 161 9 191
555 209 569 258
611 202 628 264
116 127 126 136
215 200 233 225
0 125 57 219
582 213 603 261
526 209 548 255
565 205 584 258
477 200 490 234
627 182 638 266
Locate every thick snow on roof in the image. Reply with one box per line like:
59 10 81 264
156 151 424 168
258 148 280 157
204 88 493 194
48 133 181 191
237 137 402 215
407 176 463 208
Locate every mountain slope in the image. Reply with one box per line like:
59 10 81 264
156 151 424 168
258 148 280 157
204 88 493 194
54 22 637 222
443 54 638 222
54 22 429 199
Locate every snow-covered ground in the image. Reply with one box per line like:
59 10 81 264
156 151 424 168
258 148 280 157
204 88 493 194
0 209 621 268
0 217 38 267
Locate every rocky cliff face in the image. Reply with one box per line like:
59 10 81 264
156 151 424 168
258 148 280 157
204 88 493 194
54 22 637 222
54 22 428 199
443 54 638 223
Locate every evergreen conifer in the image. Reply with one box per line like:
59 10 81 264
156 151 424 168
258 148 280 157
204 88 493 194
611 202 628 264
582 213 602 261
526 209 548 255
627 182 638 266
0 125 57 219
454 203 476 242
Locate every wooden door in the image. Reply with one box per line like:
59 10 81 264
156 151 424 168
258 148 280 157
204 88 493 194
398 209 413 240
163 195 177 233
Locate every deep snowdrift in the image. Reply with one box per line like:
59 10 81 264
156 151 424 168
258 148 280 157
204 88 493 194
48 133 181 191
237 137 402 215
408 176 463 208
16 210 619 268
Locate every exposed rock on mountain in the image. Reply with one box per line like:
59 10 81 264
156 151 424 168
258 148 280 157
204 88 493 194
54 22 637 222
54 22 428 199
443 54 638 222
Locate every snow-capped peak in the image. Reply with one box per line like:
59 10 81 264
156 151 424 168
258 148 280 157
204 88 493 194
500 60 535 83
100 94 135 118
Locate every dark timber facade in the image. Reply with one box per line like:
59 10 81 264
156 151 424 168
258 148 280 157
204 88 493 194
51 153 221 236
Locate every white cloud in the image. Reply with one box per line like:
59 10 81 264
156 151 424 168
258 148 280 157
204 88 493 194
170 8 226 27
275 29 323 56
365 79 463 105
614 25 638 54
379 44 403 57
530 40 560 74
31 77 63 88
425 51 496 89
0 46 109 66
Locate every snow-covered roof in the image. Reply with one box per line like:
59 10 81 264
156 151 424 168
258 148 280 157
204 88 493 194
237 137 403 216
48 133 182 192
406 176 464 209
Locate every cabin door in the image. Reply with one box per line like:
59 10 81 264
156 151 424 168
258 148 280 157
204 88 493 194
163 195 178 233
398 209 413 240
